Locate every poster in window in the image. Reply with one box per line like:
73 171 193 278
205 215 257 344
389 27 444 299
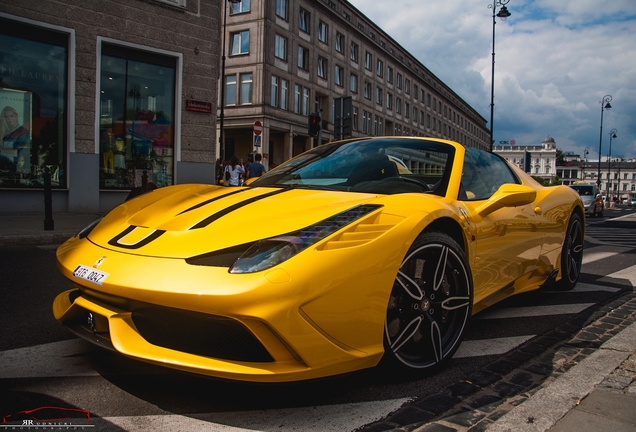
0 89 32 184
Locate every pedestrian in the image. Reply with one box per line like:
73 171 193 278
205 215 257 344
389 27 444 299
247 153 266 179
215 158 223 185
224 155 245 186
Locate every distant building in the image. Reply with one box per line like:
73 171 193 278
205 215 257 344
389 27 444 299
577 159 636 204
493 136 558 184
493 135 636 203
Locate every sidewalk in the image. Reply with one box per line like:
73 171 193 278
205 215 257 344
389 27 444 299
488 320 636 432
1 211 635 432
0 212 100 246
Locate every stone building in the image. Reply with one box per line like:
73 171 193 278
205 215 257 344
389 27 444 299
1 0 219 213
219 0 490 168
493 136 558 184
1 0 491 214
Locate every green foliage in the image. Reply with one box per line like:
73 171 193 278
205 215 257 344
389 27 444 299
531 176 547 186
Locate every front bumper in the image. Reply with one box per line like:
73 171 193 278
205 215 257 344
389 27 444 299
52 232 407 381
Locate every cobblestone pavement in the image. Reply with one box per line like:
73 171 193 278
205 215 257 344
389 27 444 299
357 290 636 432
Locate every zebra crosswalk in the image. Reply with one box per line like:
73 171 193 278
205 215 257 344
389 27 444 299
1 246 633 432
586 225 636 247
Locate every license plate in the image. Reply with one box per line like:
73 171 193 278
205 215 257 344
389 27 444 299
73 265 109 286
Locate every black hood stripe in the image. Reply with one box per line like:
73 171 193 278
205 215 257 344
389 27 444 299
108 226 166 249
177 189 249 216
190 189 289 230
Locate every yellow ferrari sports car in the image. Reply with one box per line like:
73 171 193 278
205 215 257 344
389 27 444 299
53 137 584 382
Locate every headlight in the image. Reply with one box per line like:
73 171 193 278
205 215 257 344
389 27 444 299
229 204 382 274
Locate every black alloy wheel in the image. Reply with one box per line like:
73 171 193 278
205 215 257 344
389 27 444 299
556 212 584 290
383 232 473 371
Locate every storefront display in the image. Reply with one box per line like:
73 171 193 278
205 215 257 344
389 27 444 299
0 19 68 188
99 46 176 190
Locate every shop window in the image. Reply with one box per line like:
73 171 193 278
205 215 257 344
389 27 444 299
99 43 176 189
0 18 68 189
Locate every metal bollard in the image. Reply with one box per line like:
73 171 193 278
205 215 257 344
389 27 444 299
43 166 54 230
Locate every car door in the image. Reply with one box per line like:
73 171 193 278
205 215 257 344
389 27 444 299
459 148 544 305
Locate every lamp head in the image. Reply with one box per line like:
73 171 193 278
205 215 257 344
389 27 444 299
497 5 511 20
604 102 612 110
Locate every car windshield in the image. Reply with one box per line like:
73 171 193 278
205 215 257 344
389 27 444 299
570 185 595 197
251 137 454 196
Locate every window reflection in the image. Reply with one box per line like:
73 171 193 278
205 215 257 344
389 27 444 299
0 25 67 188
99 47 176 189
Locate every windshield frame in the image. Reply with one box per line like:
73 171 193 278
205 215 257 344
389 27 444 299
250 137 456 196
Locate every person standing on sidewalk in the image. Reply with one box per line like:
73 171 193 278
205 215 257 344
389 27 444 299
246 153 266 179
224 155 245 186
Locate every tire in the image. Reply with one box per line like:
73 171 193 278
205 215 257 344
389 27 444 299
383 232 473 372
556 213 584 291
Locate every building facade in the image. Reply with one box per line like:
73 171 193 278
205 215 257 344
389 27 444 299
220 0 490 168
493 136 558 184
1 0 219 214
494 136 636 204
574 159 636 204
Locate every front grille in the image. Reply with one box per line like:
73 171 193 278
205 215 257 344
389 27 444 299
131 306 274 362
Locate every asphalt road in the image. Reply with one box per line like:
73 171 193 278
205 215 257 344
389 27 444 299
1 209 635 431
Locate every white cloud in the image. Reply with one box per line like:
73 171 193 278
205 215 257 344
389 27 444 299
348 0 636 159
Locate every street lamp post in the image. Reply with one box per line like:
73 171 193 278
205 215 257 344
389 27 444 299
606 128 617 200
488 0 511 152
596 95 612 192
219 0 242 162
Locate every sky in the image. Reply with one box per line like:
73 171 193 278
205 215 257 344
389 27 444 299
348 0 636 161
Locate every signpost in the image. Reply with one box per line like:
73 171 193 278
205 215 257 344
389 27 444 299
253 121 262 136
253 121 262 149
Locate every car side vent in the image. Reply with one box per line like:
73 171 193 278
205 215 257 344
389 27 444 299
320 223 395 250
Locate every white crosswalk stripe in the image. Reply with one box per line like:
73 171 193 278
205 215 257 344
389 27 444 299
585 226 636 247
455 335 534 358
0 279 626 432
582 251 618 265
104 399 410 432
475 303 595 320
608 263 636 286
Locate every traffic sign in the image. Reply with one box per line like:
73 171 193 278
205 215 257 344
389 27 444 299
253 121 263 136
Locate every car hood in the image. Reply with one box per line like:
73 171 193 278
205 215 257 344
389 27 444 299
579 195 594 204
84 184 402 258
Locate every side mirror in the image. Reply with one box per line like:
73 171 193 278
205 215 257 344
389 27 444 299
475 184 537 217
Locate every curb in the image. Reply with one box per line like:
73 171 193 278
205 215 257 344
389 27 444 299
357 289 636 432
0 232 76 247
